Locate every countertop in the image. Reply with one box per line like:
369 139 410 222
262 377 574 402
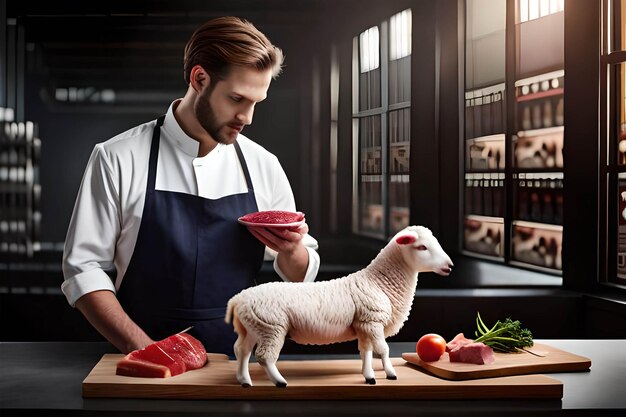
1 340 625 416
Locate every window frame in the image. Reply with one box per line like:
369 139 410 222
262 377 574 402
600 0 626 288
352 12 412 239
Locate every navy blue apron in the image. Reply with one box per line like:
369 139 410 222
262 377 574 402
117 115 265 356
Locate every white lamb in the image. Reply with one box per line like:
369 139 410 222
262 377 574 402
225 225 453 387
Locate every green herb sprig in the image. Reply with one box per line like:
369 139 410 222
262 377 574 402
474 312 534 353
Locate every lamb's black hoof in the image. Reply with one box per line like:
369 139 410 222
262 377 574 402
241 383 251 388
387 375 398 380
365 378 376 385
276 382 287 388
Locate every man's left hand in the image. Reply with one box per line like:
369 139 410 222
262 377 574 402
247 222 310 282
246 222 309 255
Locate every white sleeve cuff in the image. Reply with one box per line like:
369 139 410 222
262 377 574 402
273 246 320 283
61 268 117 307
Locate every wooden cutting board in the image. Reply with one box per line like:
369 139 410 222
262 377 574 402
402 342 591 381
82 353 562 400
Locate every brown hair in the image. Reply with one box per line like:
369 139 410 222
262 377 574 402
183 16 284 84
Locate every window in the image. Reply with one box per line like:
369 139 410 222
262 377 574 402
463 0 565 274
463 0 507 259
601 0 626 287
518 0 564 23
352 9 411 238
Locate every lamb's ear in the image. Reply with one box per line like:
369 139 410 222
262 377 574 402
396 233 417 245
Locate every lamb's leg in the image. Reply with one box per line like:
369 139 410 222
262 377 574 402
234 332 256 387
356 322 395 383
255 334 288 388
371 332 396 380
357 337 376 384
260 361 288 388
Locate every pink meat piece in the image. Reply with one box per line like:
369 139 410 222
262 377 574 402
446 332 473 352
445 332 495 365
116 333 207 378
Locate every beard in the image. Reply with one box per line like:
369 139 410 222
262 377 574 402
194 87 239 145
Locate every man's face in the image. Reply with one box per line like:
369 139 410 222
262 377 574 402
194 66 273 145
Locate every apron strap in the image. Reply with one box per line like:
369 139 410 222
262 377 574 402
233 141 254 191
146 115 166 195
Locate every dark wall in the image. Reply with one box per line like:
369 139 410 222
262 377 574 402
26 90 158 242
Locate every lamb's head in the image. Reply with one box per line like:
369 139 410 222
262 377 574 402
393 226 453 276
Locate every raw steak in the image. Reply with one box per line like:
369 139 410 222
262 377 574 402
239 210 305 225
157 333 207 369
116 333 207 378
446 332 474 352
446 332 495 365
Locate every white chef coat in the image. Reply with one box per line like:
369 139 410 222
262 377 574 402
61 100 320 307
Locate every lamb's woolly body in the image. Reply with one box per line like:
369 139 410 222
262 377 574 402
226 225 453 387
227 242 416 346
229 279 359 345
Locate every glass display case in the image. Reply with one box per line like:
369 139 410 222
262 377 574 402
463 0 564 273
464 215 504 258
463 0 506 260
511 221 562 270
513 172 563 224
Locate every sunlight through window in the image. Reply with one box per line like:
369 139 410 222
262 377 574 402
389 9 412 61
359 26 379 73
519 0 564 23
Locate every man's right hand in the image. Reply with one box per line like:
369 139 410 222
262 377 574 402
75 290 154 353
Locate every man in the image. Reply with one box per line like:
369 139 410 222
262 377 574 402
61 17 319 356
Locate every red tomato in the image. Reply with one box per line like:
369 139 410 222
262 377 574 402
416 333 447 362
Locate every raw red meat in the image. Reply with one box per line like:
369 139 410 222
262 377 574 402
239 210 305 225
446 333 473 352
116 357 174 378
116 343 185 378
116 333 207 378
446 332 495 365
157 333 207 370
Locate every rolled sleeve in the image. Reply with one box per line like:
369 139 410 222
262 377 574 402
62 144 121 307
273 245 320 283
61 268 116 307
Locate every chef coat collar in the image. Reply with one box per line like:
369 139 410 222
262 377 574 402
161 99 228 158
